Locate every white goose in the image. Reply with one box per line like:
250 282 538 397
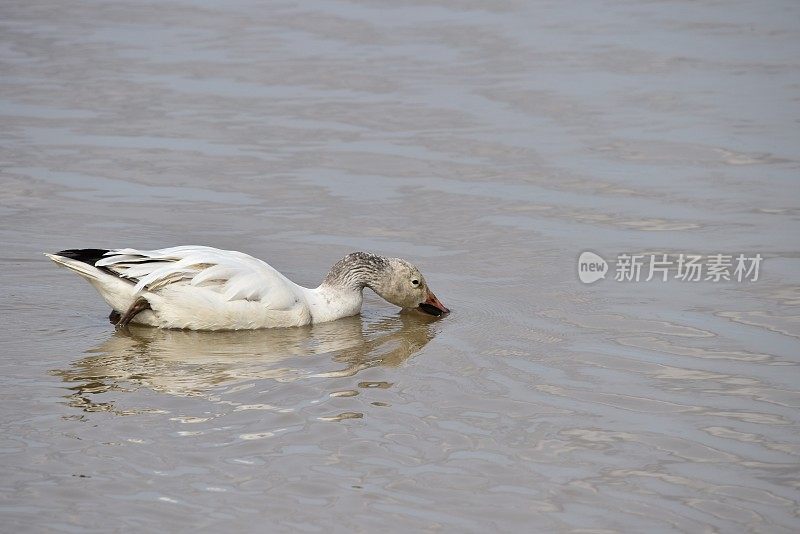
45 246 449 330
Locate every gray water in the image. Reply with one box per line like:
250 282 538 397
1 0 799 531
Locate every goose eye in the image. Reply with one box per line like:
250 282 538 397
411 279 419 286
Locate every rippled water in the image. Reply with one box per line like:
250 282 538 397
1 0 799 531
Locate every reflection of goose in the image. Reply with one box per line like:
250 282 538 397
46 246 448 329
53 312 438 411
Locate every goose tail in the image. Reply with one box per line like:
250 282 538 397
45 249 140 315
45 249 109 281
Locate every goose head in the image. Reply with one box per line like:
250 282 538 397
370 258 450 317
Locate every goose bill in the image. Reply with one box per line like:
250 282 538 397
418 291 449 316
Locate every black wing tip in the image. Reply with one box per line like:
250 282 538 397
54 248 111 265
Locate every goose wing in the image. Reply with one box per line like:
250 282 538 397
96 245 300 310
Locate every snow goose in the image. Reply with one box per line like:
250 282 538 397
45 246 449 330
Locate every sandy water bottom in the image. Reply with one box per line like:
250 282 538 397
1 0 799 531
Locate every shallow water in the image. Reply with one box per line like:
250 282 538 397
1 0 799 531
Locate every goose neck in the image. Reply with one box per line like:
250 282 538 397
321 252 389 292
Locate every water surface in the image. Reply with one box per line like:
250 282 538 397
1 0 799 531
